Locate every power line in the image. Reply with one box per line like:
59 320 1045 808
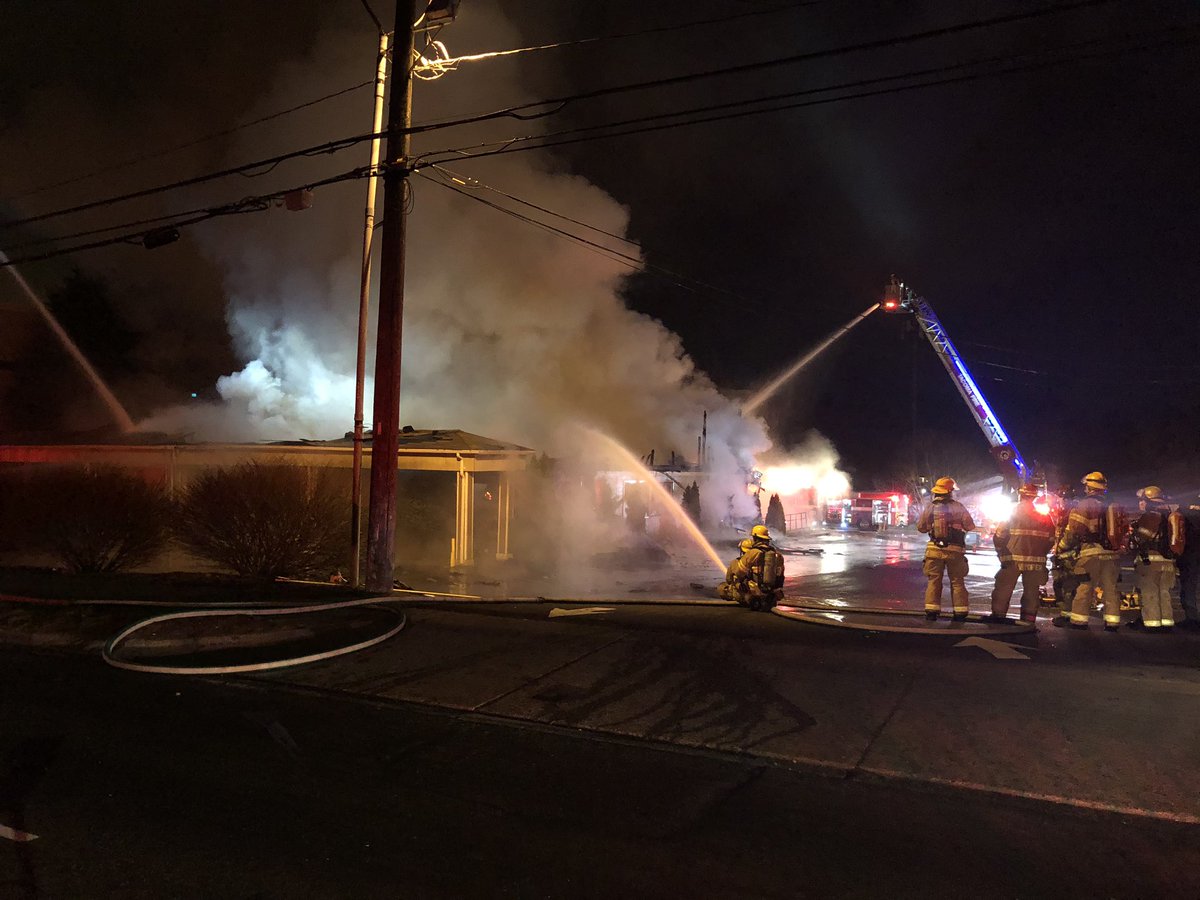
414 29 1199 168
0 0 1119 233
0 166 373 268
3 80 373 205
416 169 763 312
417 0 1119 131
357 0 383 32
424 1 828 67
427 164 639 248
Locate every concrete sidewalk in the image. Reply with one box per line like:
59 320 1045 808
5 572 1200 826
247 602 1200 824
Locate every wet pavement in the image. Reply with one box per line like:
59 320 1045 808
3 527 1200 895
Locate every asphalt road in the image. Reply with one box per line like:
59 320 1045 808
3 647 1200 900
4 528 1200 898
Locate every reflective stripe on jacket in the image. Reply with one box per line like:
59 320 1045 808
917 498 975 554
993 499 1055 571
1057 494 1116 560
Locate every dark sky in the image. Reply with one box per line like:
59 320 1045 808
2 0 1199 489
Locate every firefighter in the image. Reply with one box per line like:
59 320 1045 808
1053 471 1122 631
916 477 976 621
1129 486 1186 632
985 482 1055 624
724 538 755 586
731 524 775 580
719 525 783 609
1177 494 1200 631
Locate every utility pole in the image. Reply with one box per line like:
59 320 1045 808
365 0 417 592
350 27 392 588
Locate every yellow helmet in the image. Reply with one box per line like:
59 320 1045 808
931 477 957 496
1137 485 1167 501
1081 471 1108 491
738 538 754 552
751 524 771 540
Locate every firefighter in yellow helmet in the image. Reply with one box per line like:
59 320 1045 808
1053 471 1123 630
916 477 976 621
984 483 1055 624
719 525 783 609
1129 486 1186 632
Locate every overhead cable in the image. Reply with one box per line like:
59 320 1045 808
3 80 373 205
0 0 1119 232
417 169 760 312
0 166 373 267
422 1 828 68
414 29 1200 168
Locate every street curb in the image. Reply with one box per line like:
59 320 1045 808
223 674 1200 827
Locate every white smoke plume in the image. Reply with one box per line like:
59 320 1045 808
140 6 774 481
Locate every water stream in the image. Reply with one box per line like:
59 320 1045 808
741 303 880 416
581 426 728 577
1 250 135 432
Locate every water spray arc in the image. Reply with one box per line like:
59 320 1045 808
581 426 727 577
741 303 880 416
1 249 135 432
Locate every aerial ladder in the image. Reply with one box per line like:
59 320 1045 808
881 276 1030 486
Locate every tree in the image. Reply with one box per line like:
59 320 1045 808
681 481 702 524
766 493 786 534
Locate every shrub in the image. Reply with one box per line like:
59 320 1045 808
175 461 348 580
23 466 173 573
766 493 787 535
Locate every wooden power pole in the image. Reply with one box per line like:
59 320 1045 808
365 0 417 591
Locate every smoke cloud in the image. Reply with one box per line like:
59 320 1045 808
136 6 778 481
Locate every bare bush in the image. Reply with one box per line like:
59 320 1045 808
23 466 173 573
175 462 348 580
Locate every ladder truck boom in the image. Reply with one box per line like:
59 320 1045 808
883 276 1029 485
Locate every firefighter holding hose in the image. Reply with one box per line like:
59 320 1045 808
719 525 785 610
917 477 976 621
985 482 1055 624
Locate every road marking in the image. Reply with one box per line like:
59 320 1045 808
955 636 1032 660
0 823 38 842
548 607 615 618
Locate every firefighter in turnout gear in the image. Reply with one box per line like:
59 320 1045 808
986 483 1055 624
1053 471 1123 630
916 477 976 621
1129 486 1186 632
718 524 786 611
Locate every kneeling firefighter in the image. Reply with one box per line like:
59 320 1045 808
916 477 976 621
1129 486 1186 631
718 524 786 611
986 482 1055 624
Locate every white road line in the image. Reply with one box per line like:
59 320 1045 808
548 607 615 618
954 636 1034 659
0 823 39 842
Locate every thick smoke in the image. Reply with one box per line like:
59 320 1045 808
141 6 773 487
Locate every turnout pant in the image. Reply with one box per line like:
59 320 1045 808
924 547 969 615
1134 559 1177 628
991 565 1047 621
1069 554 1120 626
1177 558 1199 623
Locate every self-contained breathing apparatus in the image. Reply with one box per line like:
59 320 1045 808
718 531 786 612
1130 506 1186 565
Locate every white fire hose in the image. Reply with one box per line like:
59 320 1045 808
102 595 408 676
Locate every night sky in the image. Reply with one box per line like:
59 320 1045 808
2 0 1198 491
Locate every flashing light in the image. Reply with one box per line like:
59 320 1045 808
979 492 1016 523
890 494 901 504
1033 497 1051 516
